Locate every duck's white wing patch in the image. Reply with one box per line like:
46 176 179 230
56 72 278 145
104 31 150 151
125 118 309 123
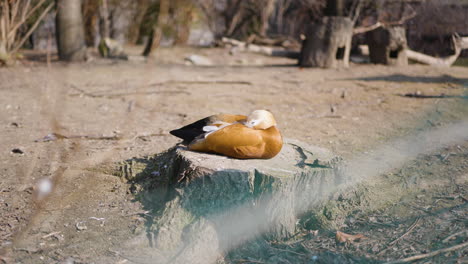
203 122 234 138
203 126 219 132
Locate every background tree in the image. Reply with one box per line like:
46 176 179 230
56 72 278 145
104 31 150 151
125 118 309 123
142 0 169 57
0 0 53 65
127 0 151 44
82 0 99 47
55 0 87 61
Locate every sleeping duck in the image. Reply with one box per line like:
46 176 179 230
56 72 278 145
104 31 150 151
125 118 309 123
170 110 283 159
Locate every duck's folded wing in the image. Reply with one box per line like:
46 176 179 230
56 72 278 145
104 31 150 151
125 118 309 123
189 123 265 158
170 114 247 143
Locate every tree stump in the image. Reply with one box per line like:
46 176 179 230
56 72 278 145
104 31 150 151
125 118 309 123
366 26 408 66
121 139 343 262
299 16 353 68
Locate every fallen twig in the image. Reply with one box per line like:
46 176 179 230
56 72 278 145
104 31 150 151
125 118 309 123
384 241 468 264
390 217 420 246
378 217 420 256
69 90 189 98
35 132 166 142
35 132 120 142
233 259 265 264
164 80 253 85
41 231 61 239
271 246 306 256
69 80 251 98
442 230 467 243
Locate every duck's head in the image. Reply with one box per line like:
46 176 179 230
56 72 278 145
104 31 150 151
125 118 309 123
245 110 277 129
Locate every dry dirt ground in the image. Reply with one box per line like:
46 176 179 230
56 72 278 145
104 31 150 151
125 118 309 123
0 47 467 263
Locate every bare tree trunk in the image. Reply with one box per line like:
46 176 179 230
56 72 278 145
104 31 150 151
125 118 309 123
225 0 244 37
0 41 9 65
142 0 169 57
128 0 150 44
82 0 99 47
55 0 87 61
259 0 275 36
174 0 194 45
324 0 345 16
99 0 110 39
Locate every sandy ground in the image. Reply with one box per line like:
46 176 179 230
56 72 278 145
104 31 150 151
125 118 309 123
0 47 467 263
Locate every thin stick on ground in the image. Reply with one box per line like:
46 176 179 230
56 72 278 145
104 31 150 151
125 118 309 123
378 217 421 256
399 93 468 99
442 230 467 243
384 241 468 264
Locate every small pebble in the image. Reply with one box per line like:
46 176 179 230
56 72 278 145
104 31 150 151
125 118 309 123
11 148 24 155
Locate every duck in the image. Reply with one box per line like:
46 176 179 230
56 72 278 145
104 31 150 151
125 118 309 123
170 110 283 159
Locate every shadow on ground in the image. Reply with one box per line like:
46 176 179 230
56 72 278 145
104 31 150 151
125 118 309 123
347 74 468 84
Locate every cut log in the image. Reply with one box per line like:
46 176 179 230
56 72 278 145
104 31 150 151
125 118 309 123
221 37 300 59
366 26 408 66
299 16 353 68
117 139 342 262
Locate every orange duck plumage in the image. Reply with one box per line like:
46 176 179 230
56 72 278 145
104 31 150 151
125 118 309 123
170 110 283 159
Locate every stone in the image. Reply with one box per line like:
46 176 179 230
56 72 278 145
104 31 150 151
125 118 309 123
184 54 213 66
98 37 128 60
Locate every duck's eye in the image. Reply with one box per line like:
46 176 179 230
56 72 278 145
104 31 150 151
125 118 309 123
248 120 259 127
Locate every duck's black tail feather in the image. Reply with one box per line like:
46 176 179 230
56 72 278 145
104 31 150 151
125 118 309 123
169 117 211 144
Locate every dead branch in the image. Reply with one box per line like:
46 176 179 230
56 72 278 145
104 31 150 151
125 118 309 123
222 37 299 59
247 34 301 50
11 2 53 54
1 0 52 64
406 35 463 67
385 241 468 264
353 3 416 35
353 22 383 35
461 37 468 49
351 0 364 24
442 230 467 243
388 217 420 246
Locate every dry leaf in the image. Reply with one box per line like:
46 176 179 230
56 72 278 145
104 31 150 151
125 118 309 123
336 231 366 243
